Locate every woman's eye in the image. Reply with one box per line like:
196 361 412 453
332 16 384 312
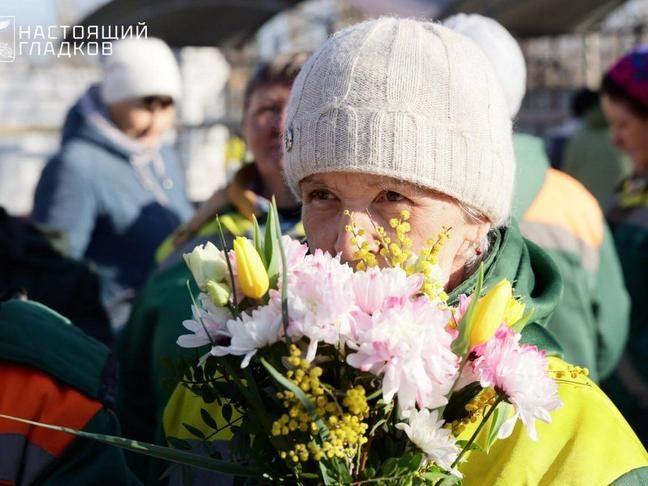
309 190 335 201
379 190 405 202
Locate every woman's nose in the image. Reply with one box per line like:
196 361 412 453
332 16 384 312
334 212 379 263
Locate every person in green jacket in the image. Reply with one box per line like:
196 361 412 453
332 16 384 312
600 46 648 445
445 13 630 384
563 94 631 209
165 18 647 484
115 52 307 483
0 292 139 485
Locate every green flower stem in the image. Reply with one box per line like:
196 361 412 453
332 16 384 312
451 395 504 469
215 215 239 311
204 415 243 441
271 198 291 343
185 280 216 347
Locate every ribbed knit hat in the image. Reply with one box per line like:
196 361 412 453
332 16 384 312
283 17 515 226
443 13 527 118
101 38 182 105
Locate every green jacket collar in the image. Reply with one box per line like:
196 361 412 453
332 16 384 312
448 224 564 356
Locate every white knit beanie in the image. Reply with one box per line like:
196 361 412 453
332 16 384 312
444 13 527 118
100 37 182 105
283 17 515 226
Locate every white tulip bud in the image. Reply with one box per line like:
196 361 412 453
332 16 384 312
183 241 229 291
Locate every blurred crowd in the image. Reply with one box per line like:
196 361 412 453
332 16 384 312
0 13 646 484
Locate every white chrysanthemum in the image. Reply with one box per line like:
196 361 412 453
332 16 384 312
396 408 461 476
177 296 231 348
211 304 283 368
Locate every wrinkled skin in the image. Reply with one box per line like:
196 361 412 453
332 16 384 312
300 172 490 290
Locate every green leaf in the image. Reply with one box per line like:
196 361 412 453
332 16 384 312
319 461 338 486
381 457 398 477
422 470 449 482
485 402 512 453
183 423 206 440
260 357 329 442
271 201 290 339
215 215 238 308
0 413 264 477
511 307 535 334
200 408 219 431
455 439 482 453
407 452 424 471
251 215 266 267
452 263 485 355
436 476 461 486
369 417 388 435
167 436 192 450
363 467 376 479
263 200 281 288
222 403 233 423
204 355 219 378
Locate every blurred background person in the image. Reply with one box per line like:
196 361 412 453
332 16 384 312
445 13 630 384
32 38 193 331
0 290 138 484
544 88 590 169
0 206 111 345
158 51 309 264
600 46 648 445
563 88 631 208
116 52 307 484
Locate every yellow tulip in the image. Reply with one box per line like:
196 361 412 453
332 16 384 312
469 279 515 346
503 296 526 327
233 237 269 299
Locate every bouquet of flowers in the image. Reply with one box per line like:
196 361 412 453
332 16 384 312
174 201 563 484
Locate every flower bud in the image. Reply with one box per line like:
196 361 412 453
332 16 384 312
183 242 229 291
233 237 269 299
205 280 231 307
469 279 516 346
503 296 525 327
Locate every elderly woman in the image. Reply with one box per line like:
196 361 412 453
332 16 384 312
600 47 648 446
163 19 647 484
280 18 646 483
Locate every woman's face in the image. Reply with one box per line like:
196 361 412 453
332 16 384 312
243 83 292 183
301 172 491 289
108 96 176 146
602 94 648 171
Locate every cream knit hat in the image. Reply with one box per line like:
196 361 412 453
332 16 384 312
283 17 515 226
101 38 182 105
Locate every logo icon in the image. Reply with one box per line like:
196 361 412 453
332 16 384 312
0 17 16 62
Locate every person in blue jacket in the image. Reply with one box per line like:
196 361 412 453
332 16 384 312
33 38 193 330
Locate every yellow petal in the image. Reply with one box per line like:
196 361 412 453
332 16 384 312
233 237 269 299
469 279 512 346
503 297 525 327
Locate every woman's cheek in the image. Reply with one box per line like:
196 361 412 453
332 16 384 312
303 205 333 250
